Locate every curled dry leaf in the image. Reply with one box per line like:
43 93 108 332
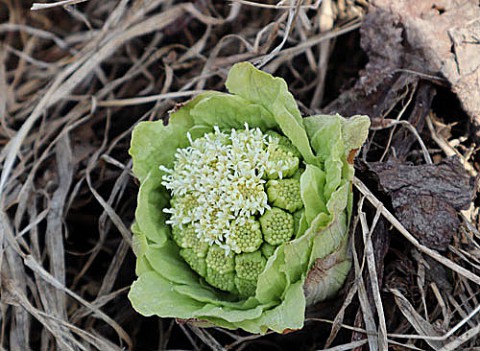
367 157 475 250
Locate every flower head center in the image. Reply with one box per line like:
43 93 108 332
161 124 290 254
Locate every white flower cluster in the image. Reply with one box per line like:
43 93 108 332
160 124 293 253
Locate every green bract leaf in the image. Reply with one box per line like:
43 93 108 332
129 62 370 334
129 93 215 182
226 62 316 164
191 94 277 131
301 164 327 225
129 270 204 318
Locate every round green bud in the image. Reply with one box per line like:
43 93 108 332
227 217 263 253
265 145 299 180
266 178 303 213
206 267 237 293
171 193 198 220
206 245 235 274
261 243 277 258
171 225 197 249
266 131 302 158
180 248 207 277
235 277 257 297
235 251 266 280
259 207 294 245
192 238 209 258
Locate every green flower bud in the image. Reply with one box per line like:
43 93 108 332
169 194 198 225
265 144 299 180
192 238 209 258
259 207 294 245
206 245 235 274
171 224 197 249
227 217 263 253
266 178 303 213
266 130 302 158
206 268 237 293
235 277 257 297
235 251 267 280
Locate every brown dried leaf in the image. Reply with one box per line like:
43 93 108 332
324 0 416 118
326 0 480 138
304 239 350 307
392 0 480 135
368 157 475 250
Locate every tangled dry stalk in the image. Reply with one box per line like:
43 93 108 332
1 0 480 350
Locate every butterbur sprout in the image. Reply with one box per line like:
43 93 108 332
128 62 370 333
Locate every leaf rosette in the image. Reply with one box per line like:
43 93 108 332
128 62 370 333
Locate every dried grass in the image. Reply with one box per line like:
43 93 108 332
1 0 479 350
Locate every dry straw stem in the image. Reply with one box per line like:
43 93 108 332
358 206 388 350
231 0 323 9
350 219 380 351
322 339 368 351
310 0 334 108
31 0 90 11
